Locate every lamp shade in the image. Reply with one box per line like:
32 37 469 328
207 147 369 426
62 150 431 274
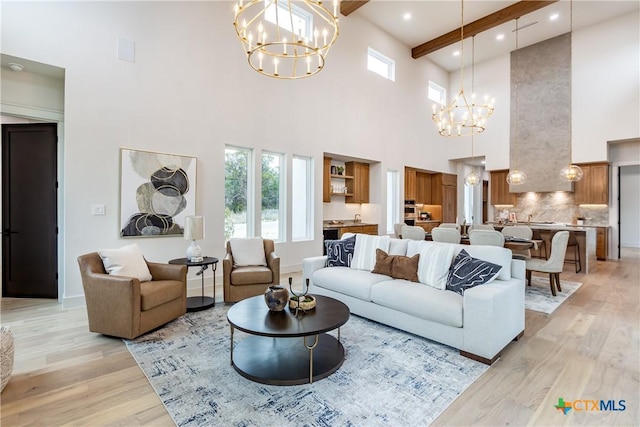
184 216 205 241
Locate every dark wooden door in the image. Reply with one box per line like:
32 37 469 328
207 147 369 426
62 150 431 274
2 123 58 298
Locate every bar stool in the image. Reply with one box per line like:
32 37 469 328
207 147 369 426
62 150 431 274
564 231 582 273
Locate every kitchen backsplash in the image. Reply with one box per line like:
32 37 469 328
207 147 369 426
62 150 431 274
494 192 609 226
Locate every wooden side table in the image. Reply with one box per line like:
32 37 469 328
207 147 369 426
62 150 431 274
169 256 218 312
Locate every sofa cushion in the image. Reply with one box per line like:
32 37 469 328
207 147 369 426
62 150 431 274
461 245 512 281
370 280 463 327
312 266 389 301
325 235 356 267
388 238 408 256
229 237 267 266
231 265 272 285
140 280 184 311
98 243 152 282
446 249 502 295
416 243 457 290
351 234 390 271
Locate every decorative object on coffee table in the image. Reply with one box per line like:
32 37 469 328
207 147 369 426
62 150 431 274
288 277 316 315
264 286 288 311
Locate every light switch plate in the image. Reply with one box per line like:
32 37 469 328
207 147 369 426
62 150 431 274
92 204 106 215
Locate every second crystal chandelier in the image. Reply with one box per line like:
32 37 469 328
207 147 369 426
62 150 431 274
432 0 495 137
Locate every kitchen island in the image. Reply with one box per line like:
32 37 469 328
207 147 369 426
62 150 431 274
492 223 597 274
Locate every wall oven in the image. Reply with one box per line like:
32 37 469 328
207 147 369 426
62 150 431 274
404 200 416 226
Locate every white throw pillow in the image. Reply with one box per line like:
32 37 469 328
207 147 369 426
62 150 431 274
229 237 267 266
351 234 390 271
417 243 457 290
98 243 152 282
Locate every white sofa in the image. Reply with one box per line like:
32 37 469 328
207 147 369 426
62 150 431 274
303 235 526 365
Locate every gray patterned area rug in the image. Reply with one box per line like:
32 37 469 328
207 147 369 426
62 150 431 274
525 276 582 314
125 306 489 427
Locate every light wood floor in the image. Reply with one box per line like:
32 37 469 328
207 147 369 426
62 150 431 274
1 250 638 426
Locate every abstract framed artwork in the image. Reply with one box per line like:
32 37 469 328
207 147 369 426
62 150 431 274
120 148 196 237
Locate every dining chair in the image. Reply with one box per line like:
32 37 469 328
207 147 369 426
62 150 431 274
431 227 461 244
525 231 570 296
469 224 495 232
468 230 505 247
394 223 405 238
401 225 426 241
439 223 460 231
501 225 534 258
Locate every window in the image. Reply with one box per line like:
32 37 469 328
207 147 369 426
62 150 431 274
264 0 313 40
225 146 253 241
292 155 313 241
367 47 395 81
261 151 284 241
428 81 447 106
386 170 400 234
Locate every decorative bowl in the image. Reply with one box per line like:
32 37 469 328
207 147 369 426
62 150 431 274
289 295 316 311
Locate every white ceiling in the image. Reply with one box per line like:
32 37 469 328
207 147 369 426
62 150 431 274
353 0 640 72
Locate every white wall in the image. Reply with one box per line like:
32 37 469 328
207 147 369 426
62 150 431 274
1 1 451 306
620 165 640 248
2 2 638 306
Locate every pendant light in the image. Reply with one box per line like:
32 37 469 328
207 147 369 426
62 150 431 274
506 18 526 186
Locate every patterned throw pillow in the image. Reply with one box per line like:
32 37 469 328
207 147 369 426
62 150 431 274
446 249 503 295
325 236 356 267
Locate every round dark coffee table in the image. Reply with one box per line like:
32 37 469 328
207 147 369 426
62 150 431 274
227 294 350 385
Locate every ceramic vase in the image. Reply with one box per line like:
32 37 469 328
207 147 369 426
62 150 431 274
264 286 289 311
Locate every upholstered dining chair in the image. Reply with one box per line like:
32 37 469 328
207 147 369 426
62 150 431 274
525 231 570 296
439 223 460 230
468 224 495 232
401 225 426 241
77 251 187 339
501 225 534 258
223 238 280 303
431 227 461 244
394 223 405 238
468 230 505 247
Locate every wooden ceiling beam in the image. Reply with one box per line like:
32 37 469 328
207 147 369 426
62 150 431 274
411 1 559 59
340 1 369 17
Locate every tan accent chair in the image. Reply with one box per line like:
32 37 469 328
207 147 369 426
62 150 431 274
223 239 280 303
77 253 187 339
525 231 570 296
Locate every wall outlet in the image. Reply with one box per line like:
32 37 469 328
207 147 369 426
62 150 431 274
92 204 106 215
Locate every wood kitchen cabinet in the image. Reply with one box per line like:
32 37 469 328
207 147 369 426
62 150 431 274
323 157 331 203
416 172 432 204
490 170 516 205
338 224 378 237
596 227 608 260
574 162 609 205
345 161 369 204
404 168 417 201
432 173 457 223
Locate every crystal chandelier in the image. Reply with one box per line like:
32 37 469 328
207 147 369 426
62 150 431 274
507 18 526 186
432 0 494 137
560 0 583 182
464 36 482 187
233 0 340 79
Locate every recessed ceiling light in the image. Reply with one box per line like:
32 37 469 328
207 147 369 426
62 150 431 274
496 34 505 41
481 160 486 165
550 13 559 21
8 63 24 72
403 12 412 21
453 50 460 57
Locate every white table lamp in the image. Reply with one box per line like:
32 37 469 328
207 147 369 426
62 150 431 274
184 216 205 262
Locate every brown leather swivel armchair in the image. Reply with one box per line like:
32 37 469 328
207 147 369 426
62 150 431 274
77 252 187 339
223 238 280 303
